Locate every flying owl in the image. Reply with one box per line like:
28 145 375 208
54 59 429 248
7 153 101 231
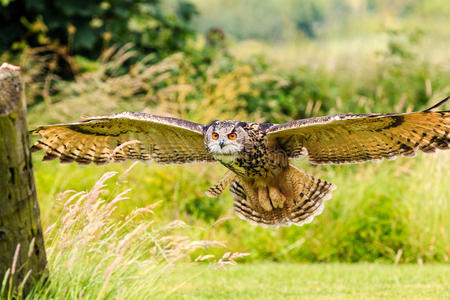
31 97 449 227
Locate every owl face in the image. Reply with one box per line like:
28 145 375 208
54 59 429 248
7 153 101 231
204 121 247 156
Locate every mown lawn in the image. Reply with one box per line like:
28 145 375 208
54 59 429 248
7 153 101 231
159 263 449 299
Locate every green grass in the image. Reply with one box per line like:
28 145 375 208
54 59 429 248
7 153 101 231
131 263 450 299
31 149 450 264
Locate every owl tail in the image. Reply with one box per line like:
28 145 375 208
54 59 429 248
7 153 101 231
230 164 336 227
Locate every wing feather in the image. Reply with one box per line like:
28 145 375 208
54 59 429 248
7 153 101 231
267 98 449 164
31 112 215 165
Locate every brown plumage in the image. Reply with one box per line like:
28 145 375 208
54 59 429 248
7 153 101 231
31 97 449 227
31 112 214 165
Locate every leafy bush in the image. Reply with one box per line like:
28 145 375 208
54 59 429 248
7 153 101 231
23 27 448 121
0 0 198 59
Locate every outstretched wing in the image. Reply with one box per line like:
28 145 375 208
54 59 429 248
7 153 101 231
267 98 450 164
31 112 215 165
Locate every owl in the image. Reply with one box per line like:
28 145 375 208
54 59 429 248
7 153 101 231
31 97 449 227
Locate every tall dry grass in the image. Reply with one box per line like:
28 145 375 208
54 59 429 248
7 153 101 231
1 166 248 300
25 44 253 127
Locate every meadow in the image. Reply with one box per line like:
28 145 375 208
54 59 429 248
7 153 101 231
16 153 450 299
1 0 449 298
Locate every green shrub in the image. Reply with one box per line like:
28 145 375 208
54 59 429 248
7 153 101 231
0 0 198 59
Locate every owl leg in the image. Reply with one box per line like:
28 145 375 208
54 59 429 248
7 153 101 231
257 186 286 211
258 187 273 211
268 186 286 209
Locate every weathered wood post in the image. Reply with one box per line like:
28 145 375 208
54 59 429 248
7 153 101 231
0 63 47 295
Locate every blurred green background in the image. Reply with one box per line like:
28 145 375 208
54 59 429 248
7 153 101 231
1 0 449 265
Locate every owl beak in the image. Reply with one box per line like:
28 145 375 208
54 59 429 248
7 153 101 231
219 139 225 149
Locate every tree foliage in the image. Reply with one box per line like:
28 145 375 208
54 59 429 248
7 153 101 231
0 0 198 58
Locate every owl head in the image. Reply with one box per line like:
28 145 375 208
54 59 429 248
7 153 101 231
204 121 247 156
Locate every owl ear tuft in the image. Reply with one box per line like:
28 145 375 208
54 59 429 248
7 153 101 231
204 120 219 133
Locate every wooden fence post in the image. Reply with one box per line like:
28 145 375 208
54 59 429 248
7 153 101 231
0 63 47 295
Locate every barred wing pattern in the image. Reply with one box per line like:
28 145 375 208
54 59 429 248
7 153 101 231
31 112 214 165
267 102 449 165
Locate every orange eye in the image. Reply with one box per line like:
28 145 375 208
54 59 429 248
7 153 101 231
212 132 219 140
228 133 237 140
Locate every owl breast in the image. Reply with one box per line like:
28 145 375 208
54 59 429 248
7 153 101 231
216 142 288 180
